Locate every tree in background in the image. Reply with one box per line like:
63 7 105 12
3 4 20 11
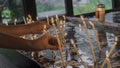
1 0 23 23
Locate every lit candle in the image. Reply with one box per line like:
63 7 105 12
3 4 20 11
56 15 59 23
101 36 118 68
70 39 78 51
89 21 101 51
51 17 65 66
63 15 66 24
80 16 96 63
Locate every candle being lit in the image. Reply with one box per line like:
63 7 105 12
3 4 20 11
51 17 65 67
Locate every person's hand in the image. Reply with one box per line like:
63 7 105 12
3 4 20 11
32 33 61 50
30 21 50 34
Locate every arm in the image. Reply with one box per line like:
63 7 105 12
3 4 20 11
0 21 50 36
0 32 58 51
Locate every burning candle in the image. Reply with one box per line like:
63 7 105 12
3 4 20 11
80 16 96 63
56 15 59 23
89 21 101 51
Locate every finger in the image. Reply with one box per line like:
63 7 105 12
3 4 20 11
49 38 58 45
49 36 64 46
46 24 51 29
48 44 59 50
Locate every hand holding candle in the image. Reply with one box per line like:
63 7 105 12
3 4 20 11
51 17 65 67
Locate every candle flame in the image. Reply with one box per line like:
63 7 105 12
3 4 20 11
106 50 109 58
70 39 74 45
36 16 39 21
114 36 118 42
